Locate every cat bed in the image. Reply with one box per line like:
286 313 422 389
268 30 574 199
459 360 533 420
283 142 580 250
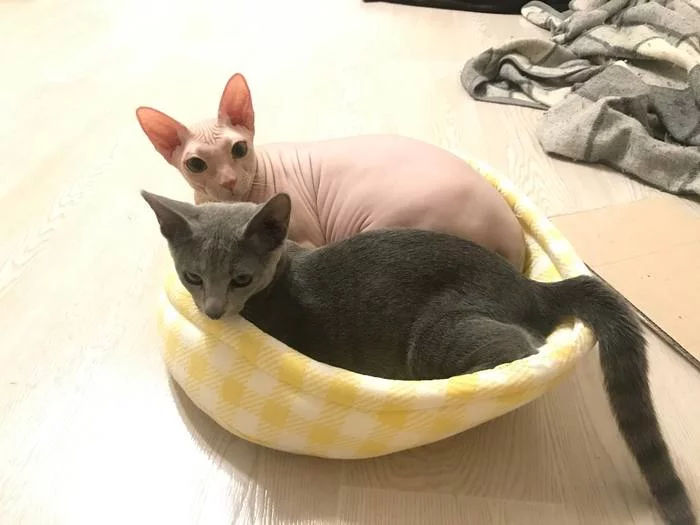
157 156 595 459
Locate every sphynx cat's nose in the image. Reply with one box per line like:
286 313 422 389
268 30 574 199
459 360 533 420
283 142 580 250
204 298 225 320
220 176 237 191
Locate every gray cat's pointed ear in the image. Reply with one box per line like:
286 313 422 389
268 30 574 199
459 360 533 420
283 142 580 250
243 193 291 253
141 190 198 242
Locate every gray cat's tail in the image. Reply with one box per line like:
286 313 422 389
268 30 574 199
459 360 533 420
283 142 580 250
541 276 695 525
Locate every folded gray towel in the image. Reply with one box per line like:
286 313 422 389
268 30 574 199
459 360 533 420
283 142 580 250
461 0 700 196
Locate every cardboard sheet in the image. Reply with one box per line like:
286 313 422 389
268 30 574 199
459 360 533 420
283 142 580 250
551 196 700 364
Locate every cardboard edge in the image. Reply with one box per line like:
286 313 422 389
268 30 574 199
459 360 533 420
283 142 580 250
584 265 700 374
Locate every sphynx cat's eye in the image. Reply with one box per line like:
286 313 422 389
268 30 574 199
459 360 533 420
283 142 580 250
230 274 253 288
183 271 203 286
185 157 207 173
231 141 248 159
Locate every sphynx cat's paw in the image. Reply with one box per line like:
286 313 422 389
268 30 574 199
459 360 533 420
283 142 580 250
194 191 212 205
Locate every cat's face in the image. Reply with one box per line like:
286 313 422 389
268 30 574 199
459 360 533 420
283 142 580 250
175 120 256 202
141 191 291 320
136 73 257 202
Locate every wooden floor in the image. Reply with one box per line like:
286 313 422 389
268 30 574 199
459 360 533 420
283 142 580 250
1 0 698 523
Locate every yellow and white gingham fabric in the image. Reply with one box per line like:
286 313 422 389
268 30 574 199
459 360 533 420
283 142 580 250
157 157 595 459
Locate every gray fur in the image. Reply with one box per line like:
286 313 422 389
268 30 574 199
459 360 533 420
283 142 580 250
142 190 695 525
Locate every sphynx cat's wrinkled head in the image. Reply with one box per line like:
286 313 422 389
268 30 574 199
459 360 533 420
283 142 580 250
136 73 257 202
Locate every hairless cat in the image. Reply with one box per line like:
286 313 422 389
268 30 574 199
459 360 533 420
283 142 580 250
136 73 526 270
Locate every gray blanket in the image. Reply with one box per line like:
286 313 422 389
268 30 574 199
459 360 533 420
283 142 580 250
461 0 700 196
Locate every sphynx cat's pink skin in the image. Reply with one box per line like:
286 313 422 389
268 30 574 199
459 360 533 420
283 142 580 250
136 73 526 270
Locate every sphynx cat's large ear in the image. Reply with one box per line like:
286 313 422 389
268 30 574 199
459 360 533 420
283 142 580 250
141 190 199 243
218 73 255 134
243 193 291 253
136 107 190 165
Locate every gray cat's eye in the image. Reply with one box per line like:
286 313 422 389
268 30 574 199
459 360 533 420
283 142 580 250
183 271 203 285
230 274 252 288
231 141 248 159
185 157 207 173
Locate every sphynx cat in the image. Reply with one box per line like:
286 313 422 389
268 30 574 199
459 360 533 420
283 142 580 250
136 73 526 270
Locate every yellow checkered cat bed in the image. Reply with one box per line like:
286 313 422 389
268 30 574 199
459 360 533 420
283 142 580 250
157 157 595 459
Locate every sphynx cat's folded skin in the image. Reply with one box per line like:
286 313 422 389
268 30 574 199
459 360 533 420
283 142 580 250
136 73 526 270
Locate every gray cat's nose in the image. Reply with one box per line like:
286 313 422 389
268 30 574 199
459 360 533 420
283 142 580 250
204 299 225 320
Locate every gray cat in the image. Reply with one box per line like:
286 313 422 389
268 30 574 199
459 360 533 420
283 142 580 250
142 190 695 525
